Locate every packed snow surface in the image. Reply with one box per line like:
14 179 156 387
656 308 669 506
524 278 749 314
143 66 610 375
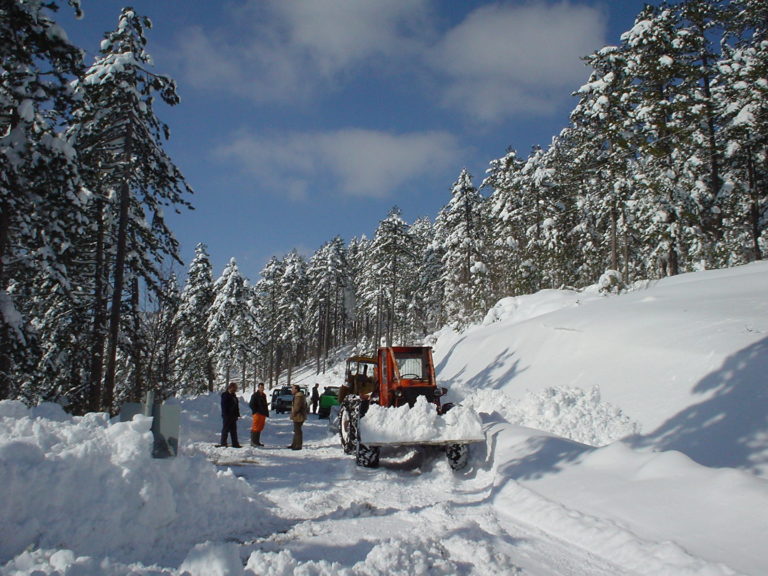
2 262 768 575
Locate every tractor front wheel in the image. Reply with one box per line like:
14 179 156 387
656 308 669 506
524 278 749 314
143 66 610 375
446 443 469 471
356 444 380 468
339 397 360 454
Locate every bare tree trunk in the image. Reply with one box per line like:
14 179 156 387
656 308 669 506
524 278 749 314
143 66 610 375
104 178 131 414
610 200 618 271
0 202 12 400
746 146 763 261
88 196 107 412
131 277 143 402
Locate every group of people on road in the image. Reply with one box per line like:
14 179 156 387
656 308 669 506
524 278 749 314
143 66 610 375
217 381 309 450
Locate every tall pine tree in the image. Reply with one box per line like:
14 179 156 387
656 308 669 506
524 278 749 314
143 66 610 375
70 8 192 412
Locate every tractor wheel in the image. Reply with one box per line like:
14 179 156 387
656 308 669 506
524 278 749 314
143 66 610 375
446 443 469 471
339 397 360 455
356 444 380 468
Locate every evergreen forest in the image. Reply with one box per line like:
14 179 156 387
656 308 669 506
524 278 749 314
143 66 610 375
1 0 765 413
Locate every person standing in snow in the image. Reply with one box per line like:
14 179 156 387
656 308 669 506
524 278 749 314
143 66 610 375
248 382 269 447
218 382 242 448
288 384 308 450
311 383 320 415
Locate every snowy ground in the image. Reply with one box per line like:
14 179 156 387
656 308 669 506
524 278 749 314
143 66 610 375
2 262 768 575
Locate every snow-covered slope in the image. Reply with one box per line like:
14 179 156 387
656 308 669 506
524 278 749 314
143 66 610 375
436 261 768 475
1 262 767 575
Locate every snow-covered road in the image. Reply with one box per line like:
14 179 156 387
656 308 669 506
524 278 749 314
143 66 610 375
4 264 767 575
187 414 734 576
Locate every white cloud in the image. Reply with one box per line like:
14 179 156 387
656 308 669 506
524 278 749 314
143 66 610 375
271 0 433 76
428 2 607 120
214 129 463 200
170 0 432 102
171 24 309 102
169 1 607 122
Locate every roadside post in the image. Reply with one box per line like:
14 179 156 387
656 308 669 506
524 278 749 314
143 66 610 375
120 391 180 458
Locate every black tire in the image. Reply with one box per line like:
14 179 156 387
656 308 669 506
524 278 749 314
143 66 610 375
356 444 380 468
339 398 360 454
446 443 469 471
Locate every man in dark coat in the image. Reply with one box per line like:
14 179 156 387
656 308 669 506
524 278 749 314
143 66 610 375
248 382 269 446
219 382 242 448
288 384 308 450
311 383 320 414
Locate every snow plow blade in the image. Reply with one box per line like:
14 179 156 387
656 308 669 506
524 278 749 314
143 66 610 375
358 396 484 447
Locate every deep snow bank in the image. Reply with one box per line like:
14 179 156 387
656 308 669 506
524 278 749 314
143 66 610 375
488 419 768 576
435 261 768 474
464 385 640 446
0 400 276 566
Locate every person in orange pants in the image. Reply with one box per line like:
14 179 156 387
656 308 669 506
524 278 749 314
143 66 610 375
248 382 269 446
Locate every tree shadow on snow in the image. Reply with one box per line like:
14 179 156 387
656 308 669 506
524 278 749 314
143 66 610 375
627 336 768 475
468 414 594 482
496 434 594 482
438 340 525 392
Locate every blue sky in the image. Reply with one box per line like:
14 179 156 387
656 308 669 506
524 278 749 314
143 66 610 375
58 0 652 282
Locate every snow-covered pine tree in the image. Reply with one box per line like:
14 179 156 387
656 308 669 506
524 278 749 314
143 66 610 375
518 148 554 293
436 170 491 327
277 251 309 384
70 7 192 412
568 43 639 283
345 235 372 348
621 3 702 276
531 136 584 290
366 207 417 345
207 258 253 385
174 244 216 394
669 0 728 267
21 267 92 410
0 0 86 401
307 237 349 372
482 148 527 299
408 217 444 338
255 256 286 385
715 0 768 261
141 272 181 399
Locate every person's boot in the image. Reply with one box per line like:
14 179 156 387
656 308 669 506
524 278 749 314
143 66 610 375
250 431 258 447
255 431 264 446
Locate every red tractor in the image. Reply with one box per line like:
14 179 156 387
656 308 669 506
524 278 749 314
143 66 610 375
338 346 475 469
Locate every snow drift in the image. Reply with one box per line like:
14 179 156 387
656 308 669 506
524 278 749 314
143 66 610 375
0 401 278 566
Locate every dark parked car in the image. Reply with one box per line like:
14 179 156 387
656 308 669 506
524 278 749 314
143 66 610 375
271 387 293 414
317 386 340 419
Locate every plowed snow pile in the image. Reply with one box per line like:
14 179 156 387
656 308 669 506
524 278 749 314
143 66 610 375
359 396 484 444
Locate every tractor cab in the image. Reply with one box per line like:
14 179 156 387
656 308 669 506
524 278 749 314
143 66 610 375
340 347 442 408
378 346 444 408
339 355 377 404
